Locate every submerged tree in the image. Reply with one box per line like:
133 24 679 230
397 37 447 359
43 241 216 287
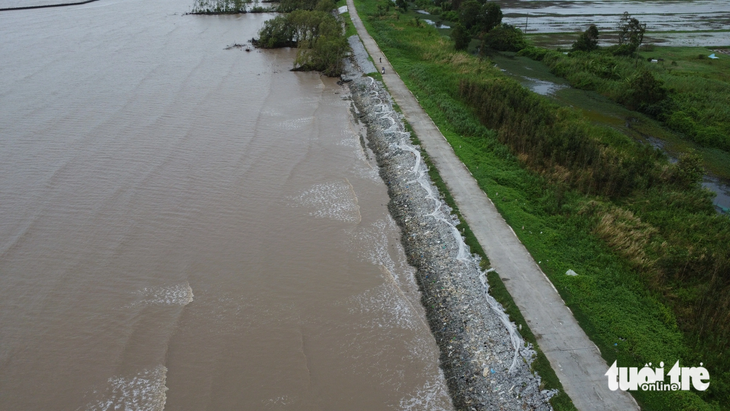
255 5 348 76
572 24 599 52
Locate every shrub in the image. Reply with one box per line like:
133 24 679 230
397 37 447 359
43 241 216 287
257 15 296 48
483 24 526 52
441 10 458 22
451 23 471 51
622 71 668 115
572 25 599 52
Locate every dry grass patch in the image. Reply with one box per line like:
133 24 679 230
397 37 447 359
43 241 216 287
582 202 659 271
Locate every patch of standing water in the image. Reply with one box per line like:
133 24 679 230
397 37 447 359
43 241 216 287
703 177 730 215
523 76 568 96
414 10 451 28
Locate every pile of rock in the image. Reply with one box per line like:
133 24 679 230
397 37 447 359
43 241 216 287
348 75 555 410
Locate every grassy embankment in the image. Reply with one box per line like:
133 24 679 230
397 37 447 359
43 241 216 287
351 0 729 409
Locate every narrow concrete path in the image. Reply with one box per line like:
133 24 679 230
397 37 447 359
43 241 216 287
345 2 639 410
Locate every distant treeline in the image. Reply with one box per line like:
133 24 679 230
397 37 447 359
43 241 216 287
254 0 348 76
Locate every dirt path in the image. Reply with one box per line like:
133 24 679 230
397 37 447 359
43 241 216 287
344 1 639 410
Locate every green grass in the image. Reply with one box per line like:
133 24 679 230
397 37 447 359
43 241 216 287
341 12 358 37
350 0 728 409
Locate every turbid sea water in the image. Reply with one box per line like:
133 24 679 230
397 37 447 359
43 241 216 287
0 1 453 409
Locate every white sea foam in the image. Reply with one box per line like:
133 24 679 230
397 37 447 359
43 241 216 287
338 126 381 182
347 282 419 331
131 282 194 306
290 180 361 223
80 365 168 411
345 217 433 334
398 373 453 411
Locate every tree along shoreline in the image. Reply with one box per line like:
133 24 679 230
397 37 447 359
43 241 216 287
252 0 349 76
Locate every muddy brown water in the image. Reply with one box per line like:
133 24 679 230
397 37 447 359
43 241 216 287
0 1 453 409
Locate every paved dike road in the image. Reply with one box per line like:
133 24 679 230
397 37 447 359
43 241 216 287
345 1 639 410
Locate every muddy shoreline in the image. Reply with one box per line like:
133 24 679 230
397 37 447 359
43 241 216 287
344 62 554 409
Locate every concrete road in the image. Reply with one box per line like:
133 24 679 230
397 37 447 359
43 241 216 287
344 1 639 410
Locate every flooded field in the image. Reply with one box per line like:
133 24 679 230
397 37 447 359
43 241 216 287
0 1 453 409
501 0 730 47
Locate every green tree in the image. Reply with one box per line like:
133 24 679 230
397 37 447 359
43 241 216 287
451 23 471 50
396 0 408 12
256 9 348 76
257 15 296 48
458 0 480 31
477 2 502 34
572 24 599 52
314 0 336 11
623 71 667 115
460 0 501 35
616 11 646 53
483 23 526 51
